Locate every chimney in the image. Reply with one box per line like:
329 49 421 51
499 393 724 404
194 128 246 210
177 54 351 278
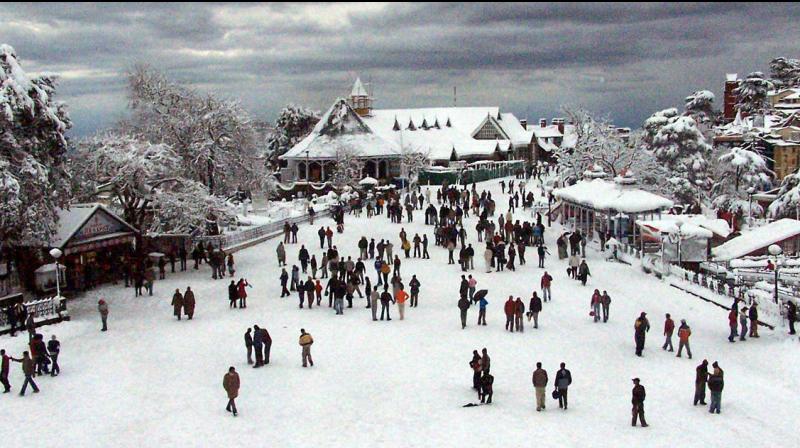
724 73 740 122
540 118 547 128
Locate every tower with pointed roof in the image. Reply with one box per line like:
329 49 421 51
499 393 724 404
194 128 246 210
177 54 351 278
348 77 374 117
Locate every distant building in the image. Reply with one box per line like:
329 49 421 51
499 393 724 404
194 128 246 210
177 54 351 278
280 78 535 181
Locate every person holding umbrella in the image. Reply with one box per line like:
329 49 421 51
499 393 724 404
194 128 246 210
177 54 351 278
473 289 488 326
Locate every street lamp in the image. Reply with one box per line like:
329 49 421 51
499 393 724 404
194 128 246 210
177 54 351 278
49 248 63 299
747 186 756 228
674 219 684 267
768 244 782 304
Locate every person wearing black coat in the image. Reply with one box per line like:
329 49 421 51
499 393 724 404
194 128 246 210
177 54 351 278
280 269 290 297
47 335 60 377
244 328 253 365
528 293 543 329
748 303 759 337
409 275 421 307
785 300 797 335
479 371 494 404
631 378 648 427
261 327 272 365
554 363 572 410
298 246 310 273
458 297 471 329
469 351 482 390
634 313 650 356
708 362 724 414
694 359 709 405
228 281 239 308
252 325 264 368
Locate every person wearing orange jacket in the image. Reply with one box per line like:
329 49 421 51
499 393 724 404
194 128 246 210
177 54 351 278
676 319 692 358
395 287 409 320
504 296 516 332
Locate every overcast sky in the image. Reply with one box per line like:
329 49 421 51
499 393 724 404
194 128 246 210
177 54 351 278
3 2 799 136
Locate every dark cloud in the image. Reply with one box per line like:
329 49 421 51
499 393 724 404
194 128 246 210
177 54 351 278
2 2 799 136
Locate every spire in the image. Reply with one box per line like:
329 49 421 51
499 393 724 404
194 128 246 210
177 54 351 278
421 117 430 130
433 117 441 129
392 116 401 131
446 117 452 128
351 77 368 97
407 118 417 131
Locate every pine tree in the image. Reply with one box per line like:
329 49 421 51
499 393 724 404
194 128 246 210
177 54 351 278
0 44 72 246
711 143 772 218
768 168 800 219
266 105 320 164
769 57 800 88
734 72 773 116
644 109 712 206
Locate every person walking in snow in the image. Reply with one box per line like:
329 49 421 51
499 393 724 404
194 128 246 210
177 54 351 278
540 271 552 302
601 290 611 322
409 275 421 307
676 319 692 358
229 280 240 307
370 286 380 321
13 351 39 396
237 278 250 308
380 287 394 321
568 254 580 279
748 303 759 338
555 362 572 410
470 350 482 390
479 371 494 404
634 312 650 357
708 362 724 414
591 290 602 323
694 359 709 406
1 349 12 393
171 289 184 321
223 366 240 416
503 296 515 332
631 378 648 427
244 328 253 365
662 313 675 352
514 297 525 332
47 335 60 376
458 296 471 329
727 308 738 343
299 329 314 367
98 299 109 332
739 307 749 341
578 259 590 286
528 292 542 328
532 362 548 412
183 287 196 320
786 300 797 335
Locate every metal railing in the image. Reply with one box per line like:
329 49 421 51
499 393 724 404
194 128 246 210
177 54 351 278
0 296 63 327
192 209 331 251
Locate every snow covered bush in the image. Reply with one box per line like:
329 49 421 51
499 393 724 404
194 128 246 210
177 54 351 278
0 44 72 245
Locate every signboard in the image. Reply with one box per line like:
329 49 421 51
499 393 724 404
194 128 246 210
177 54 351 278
72 210 129 242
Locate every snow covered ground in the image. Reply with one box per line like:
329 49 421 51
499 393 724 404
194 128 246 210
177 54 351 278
3 178 798 447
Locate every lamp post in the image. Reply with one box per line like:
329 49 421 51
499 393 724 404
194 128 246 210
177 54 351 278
49 248 63 299
747 186 756 228
768 244 782 304
675 219 684 267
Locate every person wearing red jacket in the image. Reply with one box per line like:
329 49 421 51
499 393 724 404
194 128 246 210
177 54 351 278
237 278 250 308
504 296 516 332
662 314 675 352
591 290 602 323
540 272 553 302
727 309 738 343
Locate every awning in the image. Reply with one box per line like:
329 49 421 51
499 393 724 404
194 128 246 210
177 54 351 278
64 232 136 256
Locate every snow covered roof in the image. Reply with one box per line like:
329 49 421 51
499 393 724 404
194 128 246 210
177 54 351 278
363 107 516 161
351 77 368 97
554 179 674 214
636 215 730 239
717 112 786 136
49 203 137 249
497 112 532 145
281 99 400 160
712 218 800 261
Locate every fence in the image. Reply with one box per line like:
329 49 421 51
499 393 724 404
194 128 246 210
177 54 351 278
0 295 65 327
193 209 331 251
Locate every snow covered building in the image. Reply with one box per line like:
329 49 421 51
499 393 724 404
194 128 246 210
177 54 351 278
279 78 536 181
769 87 800 114
714 111 800 179
554 175 674 246
527 118 578 164
712 218 800 262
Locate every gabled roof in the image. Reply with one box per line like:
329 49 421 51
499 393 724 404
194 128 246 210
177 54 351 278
49 203 138 249
280 99 400 160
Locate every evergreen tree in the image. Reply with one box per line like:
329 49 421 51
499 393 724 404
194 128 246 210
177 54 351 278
0 44 72 245
734 71 773 116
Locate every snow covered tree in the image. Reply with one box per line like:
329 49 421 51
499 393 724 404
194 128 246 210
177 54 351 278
124 65 261 195
556 107 657 183
266 105 319 164
644 108 712 206
769 57 800 88
769 168 800 219
734 72 773 116
260 172 280 200
684 90 717 124
400 145 430 187
0 44 72 246
711 143 772 217
331 148 365 190
72 133 233 235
